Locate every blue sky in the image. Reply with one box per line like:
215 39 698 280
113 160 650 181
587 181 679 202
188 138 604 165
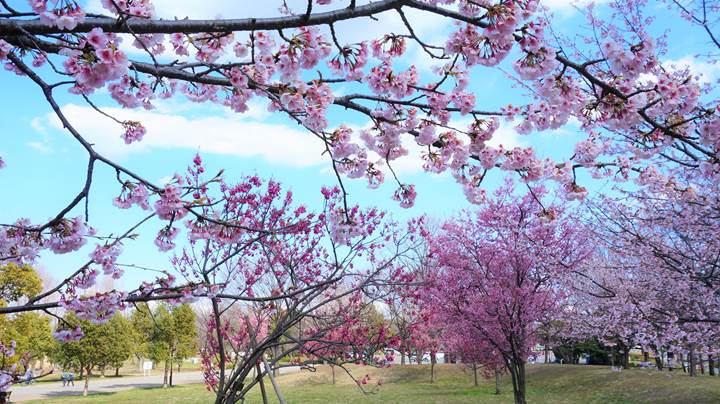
0 0 715 291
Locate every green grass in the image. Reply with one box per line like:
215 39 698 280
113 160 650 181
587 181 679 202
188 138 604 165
26 364 720 403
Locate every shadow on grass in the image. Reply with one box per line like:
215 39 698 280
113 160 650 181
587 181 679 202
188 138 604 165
41 390 116 398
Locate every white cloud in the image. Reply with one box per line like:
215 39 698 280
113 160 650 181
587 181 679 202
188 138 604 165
541 0 609 13
41 102 327 167
487 120 523 149
30 117 48 137
663 56 719 84
26 141 54 154
157 175 175 185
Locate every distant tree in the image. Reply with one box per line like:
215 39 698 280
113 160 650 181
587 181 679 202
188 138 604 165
0 265 52 370
552 338 609 366
53 312 133 396
0 313 54 370
129 306 151 365
133 303 197 387
170 304 198 376
102 314 135 377
0 263 42 304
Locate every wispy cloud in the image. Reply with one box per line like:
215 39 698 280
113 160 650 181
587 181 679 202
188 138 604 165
30 117 49 137
664 56 719 84
39 102 327 167
541 0 609 13
26 141 54 154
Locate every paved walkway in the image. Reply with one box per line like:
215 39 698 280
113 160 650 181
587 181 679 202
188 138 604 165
10 371 205 402
11 366 302 402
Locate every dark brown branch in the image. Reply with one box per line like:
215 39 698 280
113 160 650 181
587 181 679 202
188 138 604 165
0 0 406 35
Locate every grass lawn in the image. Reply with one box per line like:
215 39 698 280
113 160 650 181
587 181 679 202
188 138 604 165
27 364 720 403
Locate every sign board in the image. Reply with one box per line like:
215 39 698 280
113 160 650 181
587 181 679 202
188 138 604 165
142 361 153 375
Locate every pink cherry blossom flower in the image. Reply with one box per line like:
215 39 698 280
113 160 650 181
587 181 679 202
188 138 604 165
154 184 188 220
392 184 416 208
155 226 180 251
52 326 84 342
121 120 146 144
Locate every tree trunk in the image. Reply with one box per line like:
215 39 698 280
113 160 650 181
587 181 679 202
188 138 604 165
643 351 649 363
263 357 287 404
83 367 91 397
331 364 336 385
507 359 527 404
709 355 716 376
668 352 674 371
473 364 478 387
494 369 501 395
544 343 549 364
622 349 630 369
655 354 663 371
401 352 406 365
679 353 687 373
162 360 169 388
79 367 84 379
430 352 437 383
255 363 268 404
700 355 705 375
170 360 174 387
689 344 697 377
115 367 119 377
271 347 280 377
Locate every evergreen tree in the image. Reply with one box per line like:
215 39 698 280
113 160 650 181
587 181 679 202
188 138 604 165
53 312 133 396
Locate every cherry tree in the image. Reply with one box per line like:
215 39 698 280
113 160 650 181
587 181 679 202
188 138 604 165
444 322 504 392
568 183 720 374
1 0 719 399
425 185 588 404
300 298 397 386
168 163 422 402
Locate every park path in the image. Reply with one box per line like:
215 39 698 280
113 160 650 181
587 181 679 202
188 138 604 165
10 370 205 402
10 367 300 402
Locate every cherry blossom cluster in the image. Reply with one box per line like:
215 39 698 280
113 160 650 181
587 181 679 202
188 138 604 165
46 216 93 254
0 341 18 392
89 243 123 279
113 181 150 209
62 28 129 94
0 219 43 265
52 326 84 342
99 0 155 18
30 0 85 30
59 291 126 325
109 76 155 109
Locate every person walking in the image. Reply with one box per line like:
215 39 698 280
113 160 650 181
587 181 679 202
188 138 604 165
61 370 75 387
24 368 33 385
